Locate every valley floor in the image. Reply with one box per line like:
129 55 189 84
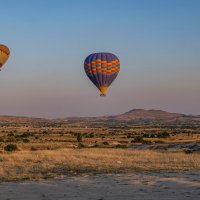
1 148 200 181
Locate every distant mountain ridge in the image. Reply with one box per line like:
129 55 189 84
0 109 200 125
0 115 52 123
66 109 200 125
110 109 185 120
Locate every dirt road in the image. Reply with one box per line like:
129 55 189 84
0 172 200 200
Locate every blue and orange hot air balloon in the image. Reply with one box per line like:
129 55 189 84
0 44 10 71
84 52 120 96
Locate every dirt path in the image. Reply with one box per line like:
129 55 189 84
0 172 200 200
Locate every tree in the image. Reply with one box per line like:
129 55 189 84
77 133 83 143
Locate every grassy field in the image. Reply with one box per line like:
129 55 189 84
0 121 200 181
0 148 200 181
0 121 200 151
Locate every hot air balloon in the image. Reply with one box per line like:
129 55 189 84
84 52 120 96
0 44 10 71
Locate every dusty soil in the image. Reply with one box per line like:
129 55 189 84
0 172 200 200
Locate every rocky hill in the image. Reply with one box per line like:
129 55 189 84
107 109 184 121
66 109 200 126
0 109 200 126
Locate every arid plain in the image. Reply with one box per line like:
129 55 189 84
0 109 200 181
0 109 200 199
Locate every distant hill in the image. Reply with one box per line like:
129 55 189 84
107 109 184 121
66 109 200 126
0 115 51 123
0 109 200 126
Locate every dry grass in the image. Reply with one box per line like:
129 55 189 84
0 148 200 181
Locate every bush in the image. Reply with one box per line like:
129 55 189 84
21 132 33 138
6 136 16 142
7 132 14 137
42 130 48 134
30 146 38 151
141 140 152 144
131 136 152 144
142 133 149 138
157 132 170 138
4 144 18 152
127 133 134 138
15 132 33 139
102 141 109 145
143 133 157 138
184 149 193 154
85 133 94 138
78 142 85 148
133 136 144 143
115 144 127 148
154 140 165 144
0 137 4 142
77 133 83 143
23 138 30 143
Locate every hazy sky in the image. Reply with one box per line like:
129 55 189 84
0 0 200 118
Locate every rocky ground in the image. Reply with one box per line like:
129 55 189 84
131 142 200 153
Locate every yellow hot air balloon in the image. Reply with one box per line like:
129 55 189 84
0 44 10 70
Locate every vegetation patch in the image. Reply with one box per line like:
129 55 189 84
4 144 18 152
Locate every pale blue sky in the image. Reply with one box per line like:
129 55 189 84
0 0 200 117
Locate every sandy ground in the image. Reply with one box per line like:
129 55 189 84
0 172 200 200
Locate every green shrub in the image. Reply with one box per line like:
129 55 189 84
127 133 134 138
23 138 30 143
16 138 22 142
42 130 48 134
78 142 85 148
30 147 38 151
184 149 193 154
141 140 152 144
4 144 18 152
21 132 33 138
6 136 16 142
143 133 157 138
157 132 170 138
133 136 144 143
15 132 33 139
77 133 83 143
85 133 94 138
7 132 14 137
131 136 152 144
102 141 109 145
0 137 4 142
115 144 127 148
154 140 165 144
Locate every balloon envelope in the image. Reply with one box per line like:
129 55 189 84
0 44 10 70
84 52 120 96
